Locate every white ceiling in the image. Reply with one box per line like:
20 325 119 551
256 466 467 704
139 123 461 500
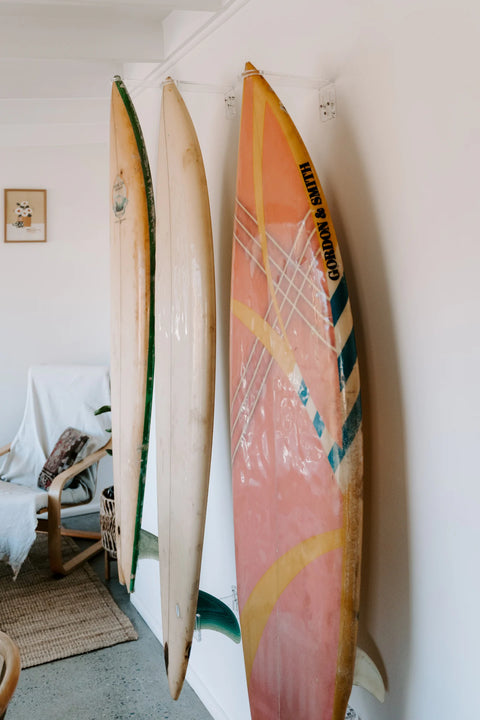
0 0 231 143
0 0 224 100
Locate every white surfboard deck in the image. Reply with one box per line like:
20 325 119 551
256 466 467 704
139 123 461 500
110 76 155 590
155 78 216 700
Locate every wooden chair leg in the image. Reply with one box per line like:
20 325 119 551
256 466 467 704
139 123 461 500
47 494 103 575
47 490 64 574
49 536 103 576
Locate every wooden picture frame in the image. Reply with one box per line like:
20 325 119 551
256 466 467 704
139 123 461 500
4 189 47 243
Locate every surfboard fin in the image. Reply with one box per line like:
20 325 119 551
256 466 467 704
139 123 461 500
353 647 386 702
196 591 241 644
137 530 241 643
138 528 159 560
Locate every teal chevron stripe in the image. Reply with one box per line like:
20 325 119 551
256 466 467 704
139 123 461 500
299 379 309 406
327 391 362 472
327 444 343 474
313 411 325 437
295 374 361 474
342 390 362 450
337 328 357 390
331 274 349 326
290 264 360 476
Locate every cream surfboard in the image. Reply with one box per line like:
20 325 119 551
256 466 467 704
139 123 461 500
110 76 155 591
155 78 216 700
230 63 384 719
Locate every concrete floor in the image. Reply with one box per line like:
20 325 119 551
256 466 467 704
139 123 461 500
7 514 214 720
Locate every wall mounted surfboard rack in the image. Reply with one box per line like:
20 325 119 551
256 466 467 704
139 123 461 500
122 71 336 122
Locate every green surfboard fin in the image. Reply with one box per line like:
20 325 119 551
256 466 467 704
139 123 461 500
138 528 159 560
196 590 241 644
138 529 241 643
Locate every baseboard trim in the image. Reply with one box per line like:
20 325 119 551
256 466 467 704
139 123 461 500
185 665 231 720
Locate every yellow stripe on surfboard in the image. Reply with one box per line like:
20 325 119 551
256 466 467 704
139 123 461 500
246 62 344 296
231 299 295 379
240 528 344 684
251 77 290 345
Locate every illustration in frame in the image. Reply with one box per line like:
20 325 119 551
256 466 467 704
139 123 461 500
4 189 47 243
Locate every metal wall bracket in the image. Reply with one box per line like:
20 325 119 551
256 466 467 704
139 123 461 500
319 83 336 122
346 705 363 720
224 89 237 118
194 613 202 642
231 585 239 613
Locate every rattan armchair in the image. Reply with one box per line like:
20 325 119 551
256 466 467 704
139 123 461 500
0 439 111 575
0 631 20 719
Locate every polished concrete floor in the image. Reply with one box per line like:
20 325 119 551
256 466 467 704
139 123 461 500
7 514 213 720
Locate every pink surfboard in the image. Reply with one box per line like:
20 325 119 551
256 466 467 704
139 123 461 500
230 63 363 719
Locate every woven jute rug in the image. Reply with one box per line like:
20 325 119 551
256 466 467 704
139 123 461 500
0 535 137 668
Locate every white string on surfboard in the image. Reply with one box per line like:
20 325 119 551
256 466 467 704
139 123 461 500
231 207 338 462
231 206 319 430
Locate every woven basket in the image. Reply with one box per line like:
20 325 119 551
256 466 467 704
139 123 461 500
100 488 117 559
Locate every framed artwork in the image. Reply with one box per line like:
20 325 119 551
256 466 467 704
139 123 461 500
4 189 47 243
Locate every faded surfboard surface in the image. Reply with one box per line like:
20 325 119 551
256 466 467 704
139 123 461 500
110 76 155 591
230 63 363 720
155 79 216 701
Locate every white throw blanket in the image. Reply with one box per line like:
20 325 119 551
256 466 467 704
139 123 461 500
0 482 47 576
0 365 111 577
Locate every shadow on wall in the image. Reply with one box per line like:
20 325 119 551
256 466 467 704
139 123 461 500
217 106 242 424
322 114 411 716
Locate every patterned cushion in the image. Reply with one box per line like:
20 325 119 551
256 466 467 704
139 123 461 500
38 428 89 490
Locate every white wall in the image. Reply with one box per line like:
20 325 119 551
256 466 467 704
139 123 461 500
130 1 480 718
0 135 112 505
